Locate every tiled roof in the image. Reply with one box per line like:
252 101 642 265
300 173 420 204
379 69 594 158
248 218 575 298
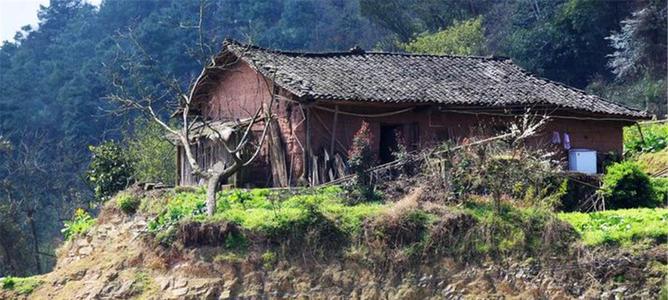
221 40 647 118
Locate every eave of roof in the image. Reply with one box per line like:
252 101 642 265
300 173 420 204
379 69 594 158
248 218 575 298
206 39 649 120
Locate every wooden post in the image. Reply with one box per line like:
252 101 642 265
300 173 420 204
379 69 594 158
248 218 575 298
305 106 312 186
330 105 339 156
176 146 181 186
636 123 645 145
268 119 289 187
327 105 340 182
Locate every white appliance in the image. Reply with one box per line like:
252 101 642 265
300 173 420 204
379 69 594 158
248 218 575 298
568 149 597 174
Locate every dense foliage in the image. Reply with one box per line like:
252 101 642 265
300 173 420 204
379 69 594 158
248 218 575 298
400 17 486 55
347 121 377 202
0 0 665 276
599 161 659 209
125 120 176 185
87 141 135 201
623 123 668 155
0 276 42 295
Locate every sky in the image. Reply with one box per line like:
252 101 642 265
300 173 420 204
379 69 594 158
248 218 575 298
0 0 101 42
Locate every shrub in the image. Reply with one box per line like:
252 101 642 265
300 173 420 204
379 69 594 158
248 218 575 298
599 161 658 209
61 208 96 240
1 277 14 289
347 121 377 202
116 194 141 215
125 118 176 184
87 141 135 201
400 16 486 56
0 276 42 295
652 177 668 205
429 139 561 211
261 250 277 269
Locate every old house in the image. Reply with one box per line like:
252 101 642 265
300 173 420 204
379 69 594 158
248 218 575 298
177 39 648 187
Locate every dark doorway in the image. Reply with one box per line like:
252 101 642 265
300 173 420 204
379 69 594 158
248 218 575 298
379 125 401 163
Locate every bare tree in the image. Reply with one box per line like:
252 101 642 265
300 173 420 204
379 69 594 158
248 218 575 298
0 130 55 274
107 24 276 216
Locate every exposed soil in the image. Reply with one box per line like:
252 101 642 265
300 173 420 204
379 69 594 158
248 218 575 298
2 195 666 300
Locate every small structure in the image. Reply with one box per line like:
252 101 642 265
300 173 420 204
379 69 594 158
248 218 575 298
177 39 648 187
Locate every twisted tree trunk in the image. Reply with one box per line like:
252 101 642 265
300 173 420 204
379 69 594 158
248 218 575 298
205 172 224 216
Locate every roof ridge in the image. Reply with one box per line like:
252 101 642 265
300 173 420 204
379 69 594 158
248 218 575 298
216 38 647 119
223 38 510 61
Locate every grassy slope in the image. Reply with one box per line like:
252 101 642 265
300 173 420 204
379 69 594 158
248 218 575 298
143 186 386 240
3 187 667 298
135 187 668 252
558 208 668 247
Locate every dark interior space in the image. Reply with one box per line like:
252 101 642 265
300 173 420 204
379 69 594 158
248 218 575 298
379 124 401 163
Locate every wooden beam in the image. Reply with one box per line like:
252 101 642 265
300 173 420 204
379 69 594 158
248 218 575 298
329 105 339 157
304 105 312 185
268 119 289 187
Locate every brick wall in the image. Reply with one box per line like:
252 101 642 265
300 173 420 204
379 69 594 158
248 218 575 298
186 63 628 186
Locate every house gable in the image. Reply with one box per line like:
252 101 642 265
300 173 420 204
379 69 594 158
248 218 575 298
199 60 273 121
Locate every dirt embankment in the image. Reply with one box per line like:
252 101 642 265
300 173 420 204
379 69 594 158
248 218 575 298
2 198 666 300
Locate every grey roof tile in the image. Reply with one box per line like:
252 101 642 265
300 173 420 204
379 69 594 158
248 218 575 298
222 40 647 118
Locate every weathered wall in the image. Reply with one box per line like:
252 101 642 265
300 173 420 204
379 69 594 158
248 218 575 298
306 102 626 169
183 61 306 186
184 63 628 187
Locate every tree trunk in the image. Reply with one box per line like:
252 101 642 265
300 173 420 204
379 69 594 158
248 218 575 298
206 172 224 216
0 239 14 275
26 210 42 274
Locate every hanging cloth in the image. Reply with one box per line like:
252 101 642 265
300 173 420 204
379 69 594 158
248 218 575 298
551 131 561 144
563 133 571 150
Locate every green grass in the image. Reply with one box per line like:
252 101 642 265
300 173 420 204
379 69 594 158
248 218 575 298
624 123 667 155
145 186 667 259
1 276 42 295
148 186 386 238
463 202 556 254
558 208 668 247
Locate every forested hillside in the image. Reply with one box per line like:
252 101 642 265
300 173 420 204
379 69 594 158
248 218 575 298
0 0 665 276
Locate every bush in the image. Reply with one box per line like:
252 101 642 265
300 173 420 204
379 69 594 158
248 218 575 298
652 177 668 205
87 141 135 201
1 276 42 295
125 119 176 184
400 16 486 56
428 139 561 211
347 121 377 202
116 194 141 215
61 209 96 240
1 277 14 289
599 161 658 209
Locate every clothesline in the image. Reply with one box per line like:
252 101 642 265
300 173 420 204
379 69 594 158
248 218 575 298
311 105 415 118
